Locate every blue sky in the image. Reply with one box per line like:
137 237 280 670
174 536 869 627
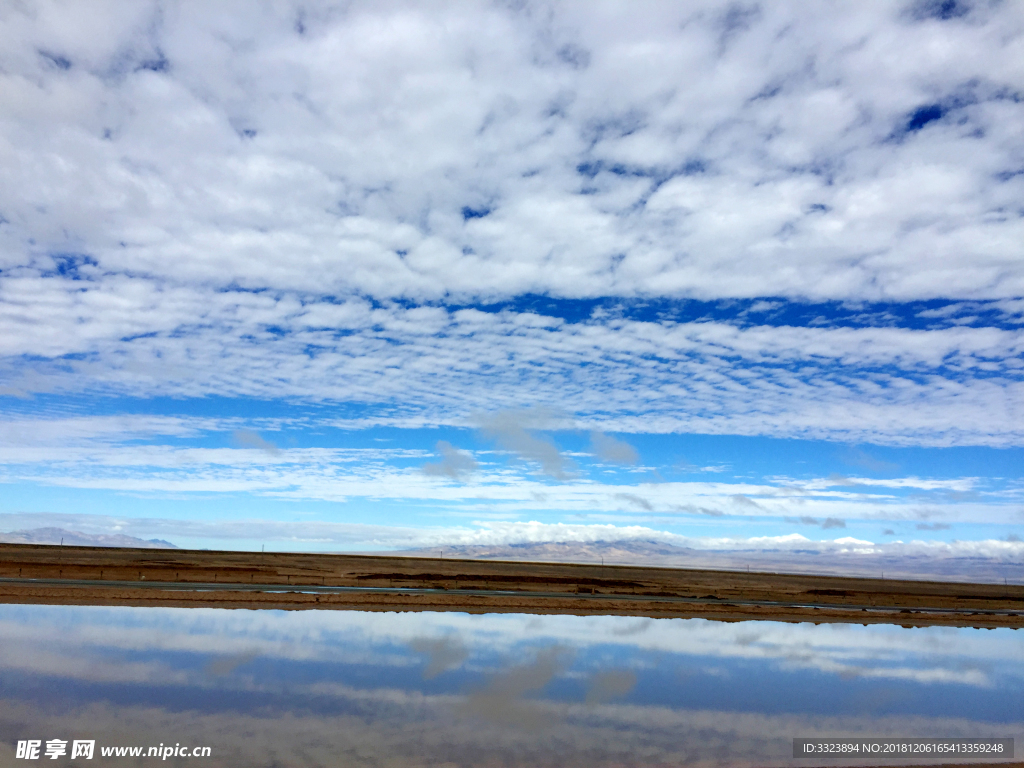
1 1 1023 559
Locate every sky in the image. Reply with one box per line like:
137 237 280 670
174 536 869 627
1 0 1023 559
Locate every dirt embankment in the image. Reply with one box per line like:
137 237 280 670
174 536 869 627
0 543 1021 628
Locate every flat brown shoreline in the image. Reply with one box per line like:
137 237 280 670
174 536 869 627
1 543 1022 628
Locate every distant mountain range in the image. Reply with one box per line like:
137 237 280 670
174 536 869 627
0 527 177 549
393 539 1024 584
1 530 1018 584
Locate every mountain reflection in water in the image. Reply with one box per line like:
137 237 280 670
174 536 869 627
0 606 1020 766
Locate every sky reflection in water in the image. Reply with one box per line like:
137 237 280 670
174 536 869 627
0 606 1021 767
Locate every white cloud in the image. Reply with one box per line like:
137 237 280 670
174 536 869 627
3 512 1023 564
0 414 222 446
0 2 1023 450
0 421 1019 525
3 2 1024 303
2 1 1024 549
4 307 1024 446
797 475 979 492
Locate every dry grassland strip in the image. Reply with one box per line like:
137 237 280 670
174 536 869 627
0 543 1021 629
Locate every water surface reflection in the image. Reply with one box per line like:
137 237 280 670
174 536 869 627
0 606 1020 766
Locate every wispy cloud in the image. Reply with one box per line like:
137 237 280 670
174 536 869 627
205 649 260 677
6 307 1024 447
422 441 476 480
0 430 1018 527
785 516 847 530
614 493 652 511
409 635 469 679
731 495 761 509
589 432 639 464
460 646 573 730
232 429 281 456
585 669 637 705
841 449 900 473
477 409 575 479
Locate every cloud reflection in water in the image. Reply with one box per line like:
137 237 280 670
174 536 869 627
0 606 1020 767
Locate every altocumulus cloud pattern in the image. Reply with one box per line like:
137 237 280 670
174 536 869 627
0 1 1023 559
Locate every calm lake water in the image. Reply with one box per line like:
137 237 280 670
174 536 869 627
0 605 1020 766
